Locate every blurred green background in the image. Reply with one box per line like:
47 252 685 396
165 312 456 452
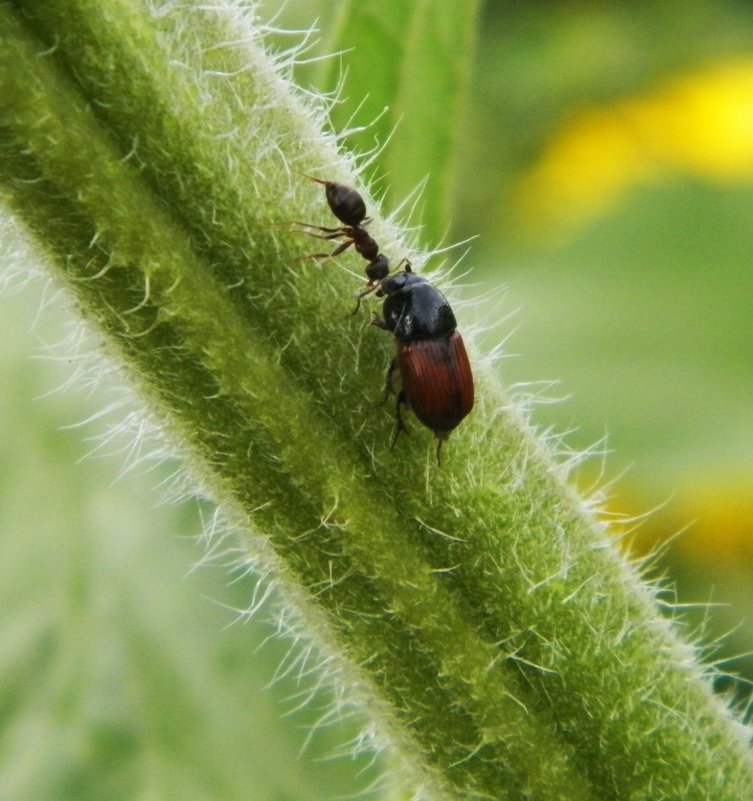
3 1 753 798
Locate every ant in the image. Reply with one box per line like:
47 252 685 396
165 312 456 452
293 173 390 299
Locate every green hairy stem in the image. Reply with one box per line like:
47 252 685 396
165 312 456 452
1 2 751 799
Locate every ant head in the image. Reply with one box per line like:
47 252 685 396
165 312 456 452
365 254 390 284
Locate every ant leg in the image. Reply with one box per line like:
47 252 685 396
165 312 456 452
392 257 412 273
294 239 355 264
329 240 355 257
390 391 410 449
293 228 351 245
292 221 347 236
295 252 336 263
351 282 380 315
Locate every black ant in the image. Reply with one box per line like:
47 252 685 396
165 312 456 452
293 173 390 300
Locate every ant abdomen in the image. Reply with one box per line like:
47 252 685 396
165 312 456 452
323 181 367 228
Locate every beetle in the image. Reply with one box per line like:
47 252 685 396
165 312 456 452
373 262 474 457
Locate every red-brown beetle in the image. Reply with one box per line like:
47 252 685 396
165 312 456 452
373 263 474 456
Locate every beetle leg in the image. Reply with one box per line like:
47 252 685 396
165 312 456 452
390 391 410 449
377 358 397 406
435 432 449 465
376 358 397 408
370 312 388 330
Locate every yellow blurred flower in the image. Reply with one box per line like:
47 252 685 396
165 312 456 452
624 482 753 569
514 59 753 236
677 486 753 565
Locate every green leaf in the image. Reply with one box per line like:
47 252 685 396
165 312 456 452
489 180 753 488
308 0 481 243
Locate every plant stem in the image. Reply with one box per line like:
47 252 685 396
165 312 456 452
1 2 751 799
